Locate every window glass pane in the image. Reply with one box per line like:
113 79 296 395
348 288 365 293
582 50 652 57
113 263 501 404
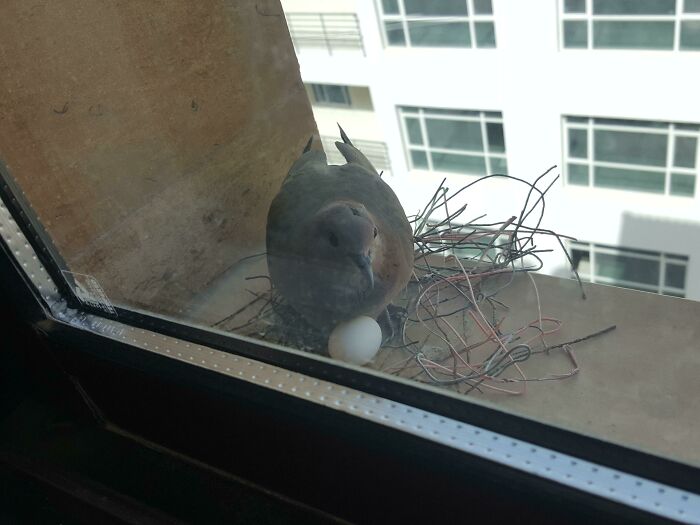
564 21 588 48
404 0 469 16
685 0 700 12
474 0 494 15
571 247 592 275
407 21 471 47
594 166 665 193
568 163 590 185
475 22 496 47
486 122 505 152
325 85 349 105
410 149 429 168
405 117 424 145
311 84 324 102
593 0 676 14
489 156 508 173
594 129 667 167
595 252 660 286
385 21 407 45
665 263 687 289
566 116 589 124
676 123 700 131
680 21 700 50
670 173 696 196
594 118 669 129
426 118 483 150
565 0 587 12
593 21 675 49
382 0 400 14
426 108 480 117
431 152 487 174
568 128 588 158
674 136 697 168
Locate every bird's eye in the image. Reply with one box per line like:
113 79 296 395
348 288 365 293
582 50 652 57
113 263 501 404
350 207 360 216
328 232 339 247
373 227 378 238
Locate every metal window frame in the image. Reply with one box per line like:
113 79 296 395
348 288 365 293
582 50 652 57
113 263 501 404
398 106 507 175
563 115 700 196
377 0 497 49
1 164 700 522
558 0 700 51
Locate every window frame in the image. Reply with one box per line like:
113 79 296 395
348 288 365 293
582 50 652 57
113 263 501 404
377 0 497 49
562 115 699 196
569 240 689 297
1 161 700 512
309 83 352 107
558 0 700 51
399 106 507 176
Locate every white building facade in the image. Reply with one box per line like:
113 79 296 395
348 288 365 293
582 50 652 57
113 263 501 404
282 0 700 300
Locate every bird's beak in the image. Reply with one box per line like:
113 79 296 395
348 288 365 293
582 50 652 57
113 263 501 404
351 253 374 289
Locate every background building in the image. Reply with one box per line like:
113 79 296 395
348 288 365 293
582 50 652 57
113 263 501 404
281 0 700 300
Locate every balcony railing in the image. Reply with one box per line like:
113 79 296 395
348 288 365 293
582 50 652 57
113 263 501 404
321 136 391 172
285 13 365 56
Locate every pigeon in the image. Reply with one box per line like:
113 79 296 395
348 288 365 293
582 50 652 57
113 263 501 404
266 126 414 336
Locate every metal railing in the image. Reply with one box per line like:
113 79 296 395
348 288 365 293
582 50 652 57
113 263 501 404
321 136 391 172
285 13 365 56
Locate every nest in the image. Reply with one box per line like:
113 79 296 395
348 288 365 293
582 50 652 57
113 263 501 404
213 167 615 396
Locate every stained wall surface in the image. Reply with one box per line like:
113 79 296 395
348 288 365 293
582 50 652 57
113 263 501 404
0 0 316 316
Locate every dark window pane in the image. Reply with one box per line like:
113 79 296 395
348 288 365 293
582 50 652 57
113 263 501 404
385 21 407 45
489 156 508 173
564 21 588 48
311 84 324 102
565 0 587 12
663 290 685 297
594 118 669 129
475 22 496 47
593 0 676 14
685 0 700 12
382 0 400 14
593 21 675 49
568 128 588 158
595 129 667 167
404 0 469 16
676 123 700 131
595 252 660 286
486 122 505 152
594 166 665 193
431 152 487 174
483 110 502 118
568 163 589 185
567 116 589 124
680 21 700 50
406 117 424 145
407 21 471 47
571 247 591 275
674 136 697 168
401 106 420 114
410 149 429 169
670 173 696 196
474 0 494 14
665 263 687 289
426 118 483 150
426 108 480 117
325 85 349 105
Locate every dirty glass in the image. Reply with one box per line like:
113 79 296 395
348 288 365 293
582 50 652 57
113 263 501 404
1 0 700 476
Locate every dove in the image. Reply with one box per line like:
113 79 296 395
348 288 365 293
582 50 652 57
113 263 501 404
266 126 414 336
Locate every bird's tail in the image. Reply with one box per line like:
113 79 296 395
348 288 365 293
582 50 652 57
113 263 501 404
335 123 379 176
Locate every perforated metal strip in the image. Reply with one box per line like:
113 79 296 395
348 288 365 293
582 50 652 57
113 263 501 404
1 199 698 524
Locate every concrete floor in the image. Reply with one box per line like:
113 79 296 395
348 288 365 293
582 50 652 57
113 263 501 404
186 248 700 469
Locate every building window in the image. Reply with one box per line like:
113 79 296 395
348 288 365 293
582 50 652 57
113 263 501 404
563 116 699 196
379 0 496 48
399 106 507 175
570 241 688 297
560 0 700 50
310 84 352 107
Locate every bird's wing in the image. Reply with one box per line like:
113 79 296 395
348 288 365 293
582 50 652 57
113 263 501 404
335 124 378 176
284 136 328 184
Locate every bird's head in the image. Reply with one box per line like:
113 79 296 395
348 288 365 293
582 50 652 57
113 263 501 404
307 202 378 288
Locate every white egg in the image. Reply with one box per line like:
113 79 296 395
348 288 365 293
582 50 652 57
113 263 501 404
328 316 382 365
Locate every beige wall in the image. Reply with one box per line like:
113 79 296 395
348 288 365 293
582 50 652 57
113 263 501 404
0 0 317 317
